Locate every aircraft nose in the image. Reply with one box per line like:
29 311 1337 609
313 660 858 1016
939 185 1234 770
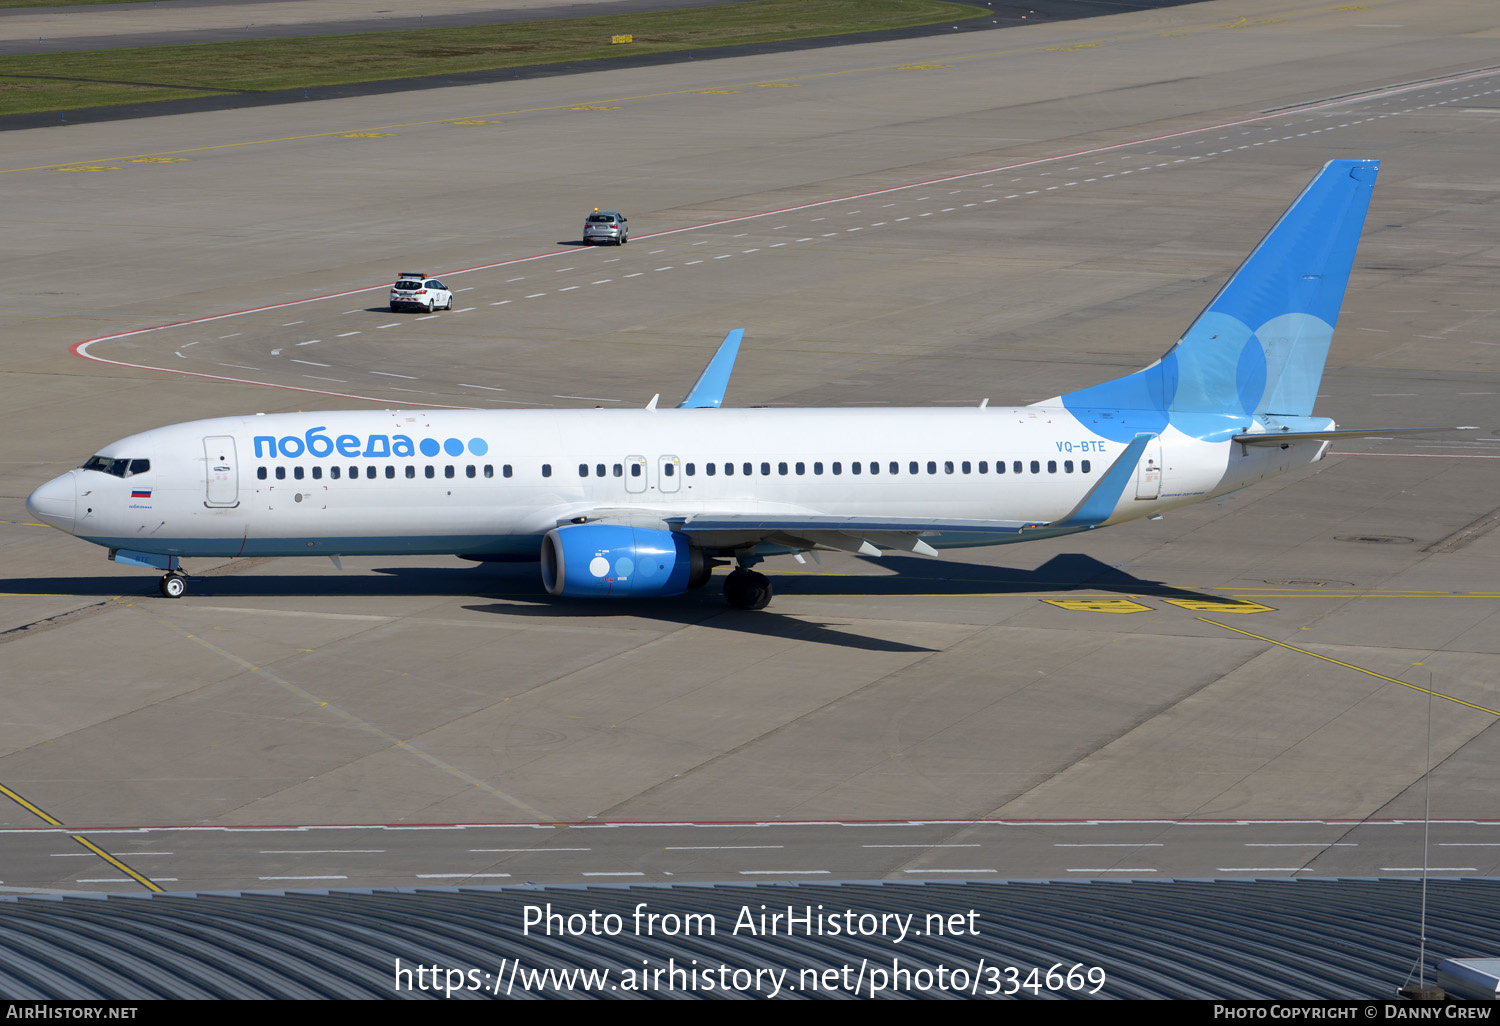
26 472 77 533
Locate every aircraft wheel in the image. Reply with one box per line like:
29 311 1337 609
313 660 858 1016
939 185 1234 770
159 573 187 599
723 568 772 610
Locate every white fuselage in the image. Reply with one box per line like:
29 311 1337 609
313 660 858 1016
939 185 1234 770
28 406 1324 562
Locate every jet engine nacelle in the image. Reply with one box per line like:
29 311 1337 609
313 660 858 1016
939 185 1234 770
540 523 701 598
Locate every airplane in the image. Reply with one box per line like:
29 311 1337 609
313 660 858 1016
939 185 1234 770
25 159 1466 609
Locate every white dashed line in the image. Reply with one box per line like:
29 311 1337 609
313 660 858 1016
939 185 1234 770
370 371 417 379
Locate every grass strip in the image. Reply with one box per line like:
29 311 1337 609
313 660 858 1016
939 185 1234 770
0 0 989 116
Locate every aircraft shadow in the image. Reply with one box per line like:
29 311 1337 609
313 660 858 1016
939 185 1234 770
4 555 1213 652
2 553 1211 604
780 553 1217 601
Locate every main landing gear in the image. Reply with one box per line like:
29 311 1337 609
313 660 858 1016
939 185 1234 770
723 567 772 610
159 571 187 598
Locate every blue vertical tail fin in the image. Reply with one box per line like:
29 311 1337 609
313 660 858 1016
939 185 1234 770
1054 159 1379 437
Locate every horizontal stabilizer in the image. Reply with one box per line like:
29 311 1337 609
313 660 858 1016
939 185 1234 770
1233 426 1477 446
678 329 744 409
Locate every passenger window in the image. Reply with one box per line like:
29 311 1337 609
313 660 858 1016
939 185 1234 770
813 462 823 475
294 466 305 480
832 462 842 475
630 463 641 477
978 461 988 474
1030 461 1040 474
742 463 752 476
795 462 805 475
1013 461 1023 474
869 461 879 475
275 467 286 480
725 463 734 476
579 464 589 478
851 462 861 475
542 464 552 478
596 464 606 477
613 464 623 477
366 466 377 479
927 461 937 475
665 463 675 477
503 465 513 478
331 466 341 480
405 466 415 479
466 465 476 478
313 466 323 480
385 466 396 479
759 462 769 476
1081 460 1091 474
686 463 695 476
945 461 954 474
706 463 716 477
1064 460 1073 473
257 467 267 480
425 466 435 479
445 466 455 479
484 465 494 478
1047 461 1057 473
996 461 1005 474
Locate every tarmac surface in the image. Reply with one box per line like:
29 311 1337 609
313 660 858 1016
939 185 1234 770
1 0 1499 893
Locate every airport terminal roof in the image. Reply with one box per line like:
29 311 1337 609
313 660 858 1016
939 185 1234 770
1 877 1496 999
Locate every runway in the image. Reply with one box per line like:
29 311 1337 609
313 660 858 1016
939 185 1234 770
2 0 1498 892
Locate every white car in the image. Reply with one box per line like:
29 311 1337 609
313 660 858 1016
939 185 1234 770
389 272 453 313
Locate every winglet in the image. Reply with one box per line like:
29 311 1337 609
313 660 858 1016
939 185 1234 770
1046 433 1153 531
678 329 744 409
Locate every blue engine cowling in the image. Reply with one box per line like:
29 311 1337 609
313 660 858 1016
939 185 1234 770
541 524 701 598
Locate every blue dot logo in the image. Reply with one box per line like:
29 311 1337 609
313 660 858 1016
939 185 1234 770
419 438 441 457
443 438 464 457
468 437 488 456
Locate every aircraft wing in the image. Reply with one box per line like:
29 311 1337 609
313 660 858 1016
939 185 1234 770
661 434 1155 556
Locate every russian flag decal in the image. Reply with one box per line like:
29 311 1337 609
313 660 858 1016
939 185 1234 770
131 489 152 498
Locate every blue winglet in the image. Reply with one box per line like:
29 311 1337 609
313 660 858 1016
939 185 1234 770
677 329 743 409
1046 433 1153 532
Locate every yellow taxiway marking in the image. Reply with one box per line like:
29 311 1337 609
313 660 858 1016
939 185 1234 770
1043 598 1153 613
0 782 63 825
1199 618 1500 717
0 783 165 892
1163 599 1275 614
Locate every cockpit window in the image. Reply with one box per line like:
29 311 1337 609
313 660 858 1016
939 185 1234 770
81 456 149 478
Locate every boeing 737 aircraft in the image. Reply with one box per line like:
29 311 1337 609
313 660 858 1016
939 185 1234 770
27 160 1453 608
